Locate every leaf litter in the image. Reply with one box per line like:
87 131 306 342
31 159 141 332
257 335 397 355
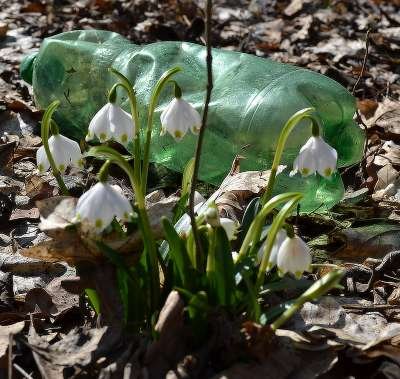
0 0 400 377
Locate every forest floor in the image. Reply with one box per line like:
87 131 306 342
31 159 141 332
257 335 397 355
0 0 400 378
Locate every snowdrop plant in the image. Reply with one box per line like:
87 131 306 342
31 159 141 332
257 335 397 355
260 108 338 206
36 62 344 334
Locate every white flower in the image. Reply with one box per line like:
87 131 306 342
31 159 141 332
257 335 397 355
74 182 133 232
277 235 311 278
292 136 337 178
220 218 239 241
37 134 83 173
86 103 135 145
160 98 201 141
257 229 287 269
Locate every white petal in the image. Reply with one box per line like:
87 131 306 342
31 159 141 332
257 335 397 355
48 136 67 173
109 104 135 145
314 137 338 178
160 101 173 124
258 229 287 268
36 145 50 172
181 100 202 134
277 236 311 277
104 184 132 220
293 137 317 177
88 103 112 142
220 218 238 240
57 134 83 168
194 191 206 206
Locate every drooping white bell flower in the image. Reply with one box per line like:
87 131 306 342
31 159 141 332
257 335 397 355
257 229 287 269
160 98 201 141
74 182 133 232
292 136 337 178
220 218 239 241
276 235 311 278
37 134 83 173
86 103 135 145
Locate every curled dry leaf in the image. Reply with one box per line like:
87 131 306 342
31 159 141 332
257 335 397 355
215 166 286 220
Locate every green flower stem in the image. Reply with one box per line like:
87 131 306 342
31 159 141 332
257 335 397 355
142 67 182 194
50 120 60 135
256 194 303 290
271 269 344 330
109 68 142 189
41 100 69 195
98 160 111 182
206 226 216 276
86 145 160 311
170 80 182 98
238 192 302 260
260 108 318 206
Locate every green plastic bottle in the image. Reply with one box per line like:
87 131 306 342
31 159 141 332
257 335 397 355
20 30 364 211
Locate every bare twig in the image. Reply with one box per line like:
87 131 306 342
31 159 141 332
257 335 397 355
352 29 370 95
350 29 371 181
8 333 12 379
188 0 213 256
12 364 34 379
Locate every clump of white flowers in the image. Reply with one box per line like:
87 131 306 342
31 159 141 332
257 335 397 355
36 126 83 173
86 102 135 146
160 83 201 141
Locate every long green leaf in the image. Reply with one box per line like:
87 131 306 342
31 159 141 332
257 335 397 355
206 226 235 306
162 217 194 289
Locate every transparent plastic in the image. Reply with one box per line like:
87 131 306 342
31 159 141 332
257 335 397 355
20 30 365 210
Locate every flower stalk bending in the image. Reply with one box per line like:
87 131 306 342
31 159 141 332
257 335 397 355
260 108 316 206
39 100 70 195
142 66 182 193
109 68 142 187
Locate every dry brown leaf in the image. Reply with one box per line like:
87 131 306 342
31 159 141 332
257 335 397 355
0 321 25 359
367 98 400 136
21 237 99 264
332 222 400 261
374 164 399 192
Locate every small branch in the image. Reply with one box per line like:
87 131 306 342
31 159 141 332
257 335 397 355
352 29 370 95
188 0 213 256
12 364 34 379
8 333 12 379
